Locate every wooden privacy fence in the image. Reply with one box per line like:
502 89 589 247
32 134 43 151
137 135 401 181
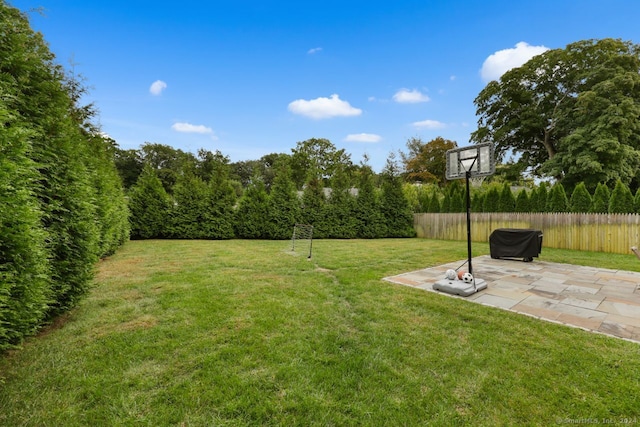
414 212 640 255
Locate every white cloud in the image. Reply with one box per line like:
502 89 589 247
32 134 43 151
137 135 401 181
171 122 216 139
393 88 430 104
344 133 382 143
480 41 549 82
413 119 446 130
149 80 167 95
307 47 323 54
288 94 362 119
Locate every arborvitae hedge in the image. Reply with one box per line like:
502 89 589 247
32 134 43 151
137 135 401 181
498 183 516 212
547 183 569 212
569 182 592 213
0 106 51 349
427 192 441 213
1 3 129 348
537 183 550 212
483 187 500 212
379 162 415 238
591 183 610 213
129 165 172 239
609 180 634 214
300 176 328 238
325 167 357 239
170 174 212 239
354 165 386 238
514 189 530 212
265 164 301 240
234 177 269 239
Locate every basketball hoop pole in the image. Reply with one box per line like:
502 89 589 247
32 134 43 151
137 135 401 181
464 159 476 281
465 167 474 281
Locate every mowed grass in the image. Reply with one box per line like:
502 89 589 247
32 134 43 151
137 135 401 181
1 239 640 426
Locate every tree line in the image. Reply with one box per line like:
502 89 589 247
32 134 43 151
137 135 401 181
126 151 416 241
403 179 639 215
1 3 129 350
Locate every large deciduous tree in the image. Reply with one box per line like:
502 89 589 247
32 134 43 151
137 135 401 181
472 38 640 189
290 138 353 189
400 136 457 185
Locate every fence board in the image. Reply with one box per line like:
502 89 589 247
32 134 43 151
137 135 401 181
413 213 640 254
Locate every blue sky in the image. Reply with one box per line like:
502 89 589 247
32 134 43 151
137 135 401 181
9 0 640 172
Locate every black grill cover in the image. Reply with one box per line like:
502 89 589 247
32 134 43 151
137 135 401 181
489 228 543 261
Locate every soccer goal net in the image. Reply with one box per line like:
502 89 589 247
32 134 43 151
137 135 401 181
290 224 313 258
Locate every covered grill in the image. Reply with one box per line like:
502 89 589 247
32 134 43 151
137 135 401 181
489 228 543 262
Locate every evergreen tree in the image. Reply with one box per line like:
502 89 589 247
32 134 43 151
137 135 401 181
201 155 236 239
128 165 172 239
547 183 569 212
528 187 541 212
634 188 640 214
482 187 500 212
266 163 301 239
450 185 465 213
591 182 611 213
514 189 531 212
379 155 415 237
170 173 210 239
440 192 452 213
234 175 269 239
416 185 431 213
498 183 516 212
569 182 592 213
354 163 386 238
300 175 328 238
325 166 357 238
609 180 634 214
472 192 484 212
427 191 441 213
537 182 550 212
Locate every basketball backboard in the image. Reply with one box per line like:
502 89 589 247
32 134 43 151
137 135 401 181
445 142 495 180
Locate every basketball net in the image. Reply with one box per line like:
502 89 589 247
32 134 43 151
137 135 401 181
470 176 485 188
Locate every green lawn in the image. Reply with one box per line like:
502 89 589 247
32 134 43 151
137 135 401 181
1 239 639 426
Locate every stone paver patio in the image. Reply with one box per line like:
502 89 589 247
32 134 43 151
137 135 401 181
383 255 640 344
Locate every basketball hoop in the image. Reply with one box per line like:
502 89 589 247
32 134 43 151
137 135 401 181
434 143 495 297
